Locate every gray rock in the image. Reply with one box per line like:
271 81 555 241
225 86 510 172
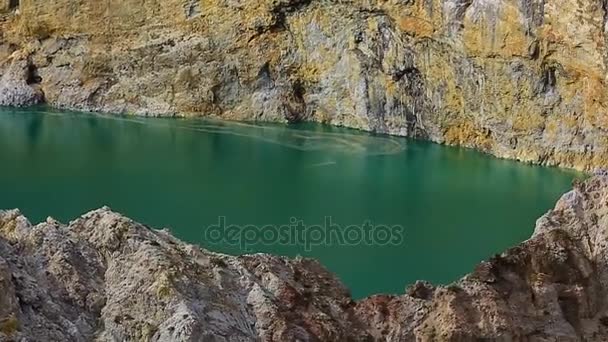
2 176 608 340
0 57 43 107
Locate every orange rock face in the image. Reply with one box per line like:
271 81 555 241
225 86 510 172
1 0 608 170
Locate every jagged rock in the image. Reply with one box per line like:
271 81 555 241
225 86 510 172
0 55 42 107
1 0 608 170
356 176 608 341
0 176 608 341
0 207 369 341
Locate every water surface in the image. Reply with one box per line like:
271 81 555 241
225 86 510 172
0 107 581 298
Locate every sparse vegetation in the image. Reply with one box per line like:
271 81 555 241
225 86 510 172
0 315 19 336
81 54 113 79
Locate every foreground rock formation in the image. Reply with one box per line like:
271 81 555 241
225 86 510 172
1 0 608 170
0 175 607 341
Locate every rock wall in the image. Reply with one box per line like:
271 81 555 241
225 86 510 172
1 176 608 341
1 0 608 170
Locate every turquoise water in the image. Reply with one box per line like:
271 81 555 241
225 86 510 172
0 107 582 298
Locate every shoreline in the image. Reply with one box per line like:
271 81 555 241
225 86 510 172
0 175 606 340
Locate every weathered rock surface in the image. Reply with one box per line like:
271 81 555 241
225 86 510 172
0 207 368 341
0 53 42 106
1 175 608 341
1 0 608 170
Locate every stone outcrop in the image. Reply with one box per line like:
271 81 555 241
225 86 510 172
0 175 608 341
1 0 608 170
0 53 42 106
0 207 367 341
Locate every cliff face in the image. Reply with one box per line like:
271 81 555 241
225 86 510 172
0 175 607 341
1 0 608 170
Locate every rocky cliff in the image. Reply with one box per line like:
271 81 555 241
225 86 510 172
0 175 607 341
1 0 608 170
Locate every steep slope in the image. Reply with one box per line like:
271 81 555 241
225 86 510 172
1 0 608 170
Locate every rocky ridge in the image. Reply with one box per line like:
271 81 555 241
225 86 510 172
1 0 608 170
0 175 607 341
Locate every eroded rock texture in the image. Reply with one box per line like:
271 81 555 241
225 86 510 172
0 176 608 341
1 0 608 170
0 208 367 341
0 53 42 106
